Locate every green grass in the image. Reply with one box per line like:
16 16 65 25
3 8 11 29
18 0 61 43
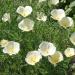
0 0 75 75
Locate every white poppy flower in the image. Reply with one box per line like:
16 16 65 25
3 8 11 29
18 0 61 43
2 13 10 22
48 51 63 65
38 41 56 56
18 18 34 32
16 6 32 17
36 12 47 22
3 41 20 55
64 48 75 57
39 0 46 3
70 32 75 45
0 39 9 47
51 9 65 21
25 51 42 65
49 0 59 5
59 17 74 28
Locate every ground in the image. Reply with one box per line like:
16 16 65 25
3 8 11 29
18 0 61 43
0 0 75 75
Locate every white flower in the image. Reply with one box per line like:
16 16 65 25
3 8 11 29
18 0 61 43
59 17 74 28
49 0 59 5
3 41 20 55
0 39 9 47
64 48 75 57
51 9 65 21
38 41 56 56
2 13 10 22
70 32 75 45
25 51 42 65
16 6 32 17
39 0 46 3
36 12 47 22
48 51 63 65
18 18 34 32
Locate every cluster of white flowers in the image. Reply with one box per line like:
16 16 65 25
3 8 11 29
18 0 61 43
51 9 74 28
0 39 20 55
25 41 64 65
16 6 35 32
25 33 75 65
1 0 75 67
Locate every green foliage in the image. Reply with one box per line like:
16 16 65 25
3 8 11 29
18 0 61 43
0 0 75 75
